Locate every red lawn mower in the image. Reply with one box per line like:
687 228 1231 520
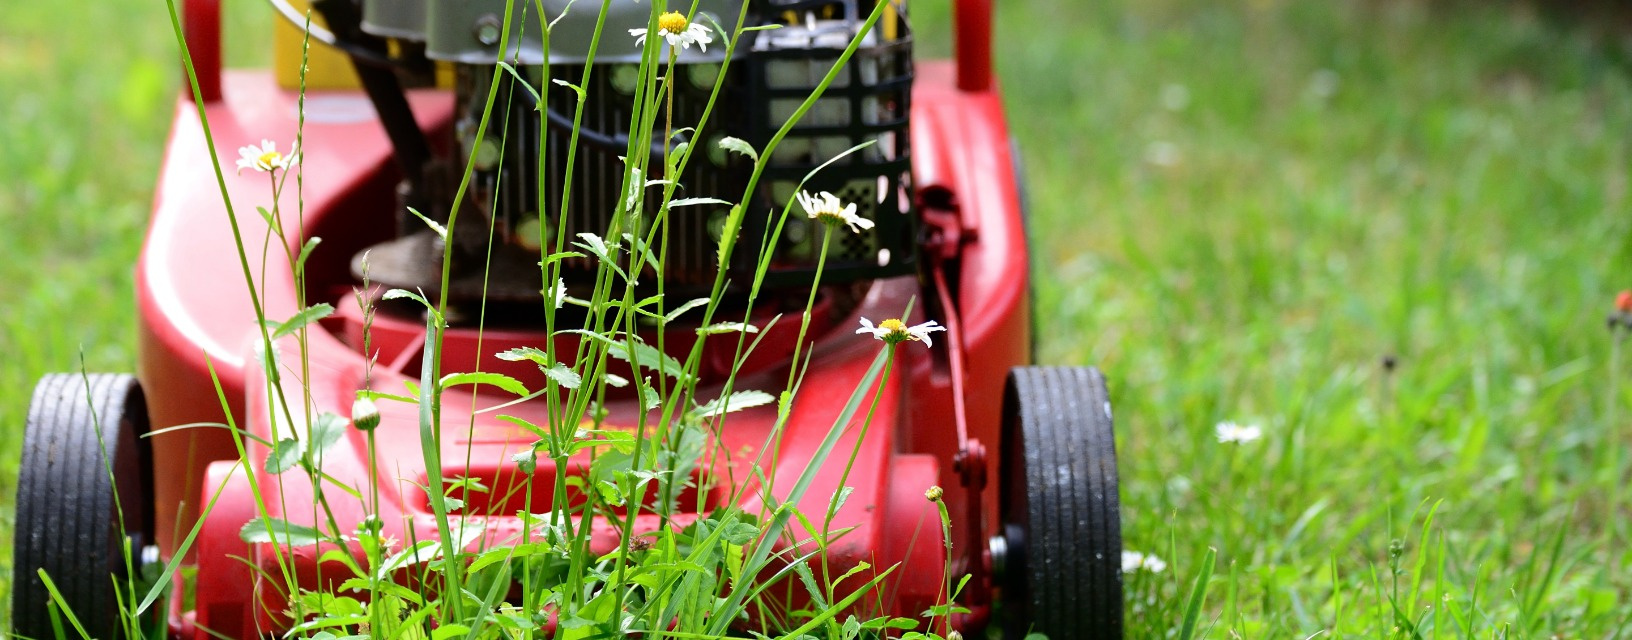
9 0 1123 637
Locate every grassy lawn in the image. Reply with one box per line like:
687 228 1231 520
4 0 1632 636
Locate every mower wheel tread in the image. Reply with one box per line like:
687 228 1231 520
1001 366 1123 639
11 373 153 640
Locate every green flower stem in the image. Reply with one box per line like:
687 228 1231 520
788 226 836 393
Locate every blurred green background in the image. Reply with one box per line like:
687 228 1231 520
6 0 1632 636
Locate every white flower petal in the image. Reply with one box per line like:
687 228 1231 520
1215 421 1263 444
1121 550 1167 573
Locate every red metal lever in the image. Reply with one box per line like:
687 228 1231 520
954 0 993 92
182 0 222 102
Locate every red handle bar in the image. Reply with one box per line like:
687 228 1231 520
183 0 222 102
954 0 993 92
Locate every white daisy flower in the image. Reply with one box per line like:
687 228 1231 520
1215 421 1262 444
1121 550 1167 573
630 11 713 52
796 190 873 234
856 317 945 348
235 139 298 174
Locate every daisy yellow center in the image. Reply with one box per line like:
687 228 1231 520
658 11 689 33
879 319 908 334
257 151 283 166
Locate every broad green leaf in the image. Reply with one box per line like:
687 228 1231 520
239 518 324 546
496 346 549 364
495 347 581 389
466 544 541 575
440 371 529 397
308 412 347 455
721 521 760 545
634 378 661 412
512 449 537 475
572 232 620 267
437 494 464 513
664 297 710 322
382 289 434 317
718 136 759 162
443 475 490 494
375 540 439 580
543 250 586 264
265 437 304 474
696 390 775 419
541 362 581 389
285 614 369 636
697 321 759 336
829 485 855 516
632 293 665 309
357 389 416 404
595 479 625 506
495 415 549 440
271 303 334 340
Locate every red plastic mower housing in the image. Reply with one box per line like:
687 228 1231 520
133 3 1033 638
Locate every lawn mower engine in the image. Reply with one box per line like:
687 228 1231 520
356 0 916 310
7 0 1128 638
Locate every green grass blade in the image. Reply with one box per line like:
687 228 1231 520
1177 547 1217 640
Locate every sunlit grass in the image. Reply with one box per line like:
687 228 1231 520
6 0 1632 636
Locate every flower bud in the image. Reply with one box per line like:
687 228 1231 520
352 397 382 431
925 486 944 502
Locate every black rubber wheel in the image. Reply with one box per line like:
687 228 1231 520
11 373 155 640
999 366 1123 639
